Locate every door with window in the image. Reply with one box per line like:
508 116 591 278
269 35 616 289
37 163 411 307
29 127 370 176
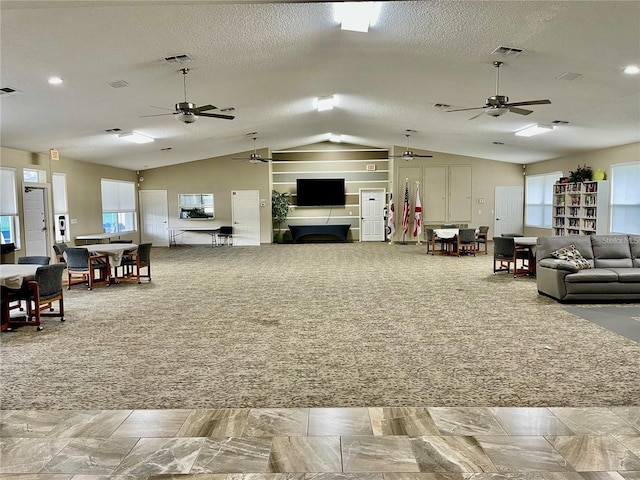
23 186 49 256
231 190 260 246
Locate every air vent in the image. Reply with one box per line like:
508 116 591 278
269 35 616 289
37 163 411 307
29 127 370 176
220 107 236 112
556 72 582 81
0 87 20 96
405 129 418 134
551 120 570 125
104 128 122 133
492 141 505 145
433 103 451 108
107 80 129 89
161 147 173 151
164 54 192 64
491 46 524 56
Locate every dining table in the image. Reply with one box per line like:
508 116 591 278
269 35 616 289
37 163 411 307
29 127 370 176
514 236 538 276
0 264 40 331
430 228 458 255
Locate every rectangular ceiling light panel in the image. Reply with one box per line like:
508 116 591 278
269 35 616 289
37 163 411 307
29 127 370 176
515 124 554 137
118 132 154 144
337 2 379 32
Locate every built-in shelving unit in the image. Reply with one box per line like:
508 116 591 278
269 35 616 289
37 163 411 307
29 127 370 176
552 180 609 236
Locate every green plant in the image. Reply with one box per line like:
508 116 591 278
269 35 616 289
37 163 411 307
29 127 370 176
568 164 593 183
271 190 290 242
186 207 209 218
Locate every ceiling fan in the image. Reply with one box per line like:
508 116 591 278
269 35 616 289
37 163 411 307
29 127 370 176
389 131 433 161
232 133 272 163
142 68 235 124
447 61 551 119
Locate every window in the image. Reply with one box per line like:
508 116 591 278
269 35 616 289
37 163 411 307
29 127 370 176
23 168 46 183
101 179 137 233
52 173 70 242
525 171 562 228
0 167 20 246
610 161 640 234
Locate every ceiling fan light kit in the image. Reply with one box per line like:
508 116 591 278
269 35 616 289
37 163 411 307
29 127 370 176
389 132 433 161
233 134 272 163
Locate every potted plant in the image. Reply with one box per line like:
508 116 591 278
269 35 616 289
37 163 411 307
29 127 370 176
568 164 593 183
271 190 290 243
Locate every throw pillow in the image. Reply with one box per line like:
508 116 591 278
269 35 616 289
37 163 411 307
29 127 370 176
550 244 591 270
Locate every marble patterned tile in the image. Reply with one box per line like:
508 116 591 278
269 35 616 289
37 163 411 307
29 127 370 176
369 408 384 436
190 437 272 474
378 408 441 437
0 438 71 473
41 437 138 475
385 474 465 480
48 411 132 438
489 408 574 436
615 435 640 456
0 411 74 438
147 475 228 480
619 473 640 480
549 408 639 435
230 474 306 480
342 436 420 472
310 474 384 480
427 408 507 436
546 435 640 471
578 473 628 480
113 437 205 476
409 436 497 473
244 409 308 436
267 436 342 473
177 409 250 437
111 409 192 437
308 408 373 436
540 473 594 480
463 475 545 480
0 475 74 480
612 407 640 430
475 436 574 472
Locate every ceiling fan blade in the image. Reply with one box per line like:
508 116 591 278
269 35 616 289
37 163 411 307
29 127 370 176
509 107 533 115
414 154 433 158
506 99 551 107
447 106 487 113
192 104 218 114
149 105 175 111
140 113 174 118
468 111 486 120
197 112 235 120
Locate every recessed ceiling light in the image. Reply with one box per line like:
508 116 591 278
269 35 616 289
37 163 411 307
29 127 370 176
624 65 640 75
515 124 554 137
336 2 380 32
118 132 154 144
48 76 63 85
329 134 342 143
317 95 335 112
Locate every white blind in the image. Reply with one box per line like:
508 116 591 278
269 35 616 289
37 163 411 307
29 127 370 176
52 173 68 214
611 162 640 234
101 179 136 212
525 171 561 228
0 167 17 216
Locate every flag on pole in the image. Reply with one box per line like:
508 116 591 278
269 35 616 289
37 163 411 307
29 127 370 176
413 182 422 243
386 191 395 242
402 179 411 241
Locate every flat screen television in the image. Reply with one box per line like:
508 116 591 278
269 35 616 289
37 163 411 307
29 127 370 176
296 178 345 206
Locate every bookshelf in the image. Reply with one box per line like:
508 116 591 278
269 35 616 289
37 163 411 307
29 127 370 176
552 181 609 236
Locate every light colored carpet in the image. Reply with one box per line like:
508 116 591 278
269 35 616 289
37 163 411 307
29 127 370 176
1 243 639 410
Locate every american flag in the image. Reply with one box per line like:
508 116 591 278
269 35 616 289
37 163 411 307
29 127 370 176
413 183 422 240
402 180 411 236
387 192 395 240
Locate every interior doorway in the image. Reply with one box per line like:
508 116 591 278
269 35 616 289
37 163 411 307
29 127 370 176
23 184 50 257
360 188 386 241
494 186 524 237
140 190 169 246
231 190 260 246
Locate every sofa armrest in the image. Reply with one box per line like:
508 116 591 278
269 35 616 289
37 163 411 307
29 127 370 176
538 258 579 272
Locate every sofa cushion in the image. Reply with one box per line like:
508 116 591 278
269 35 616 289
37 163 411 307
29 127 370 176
607 268 640 283
630 235 640 268
591 235 633 268
537 235 594 263
550 244 591 270
565 269 619 283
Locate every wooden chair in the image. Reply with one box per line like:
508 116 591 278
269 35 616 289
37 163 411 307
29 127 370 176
65 247 110 290
52 242 69 263
116 243 152 283
475 226 489 254
493 236 531 276
456 228 476 256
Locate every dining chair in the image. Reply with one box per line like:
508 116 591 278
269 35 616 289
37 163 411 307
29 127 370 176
17 256 51 265
116 243 152 283
21 263 66 331
475 226 489 254
456 228 477 256
52 242 69 263
217 226 233 246
493 236 531 276
501 233 523 237
109 239 133 243
65 247 110 290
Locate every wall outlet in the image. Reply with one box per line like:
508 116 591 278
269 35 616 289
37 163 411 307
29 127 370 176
70 218 78 224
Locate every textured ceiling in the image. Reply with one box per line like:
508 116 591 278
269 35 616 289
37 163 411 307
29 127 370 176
1 1 639 171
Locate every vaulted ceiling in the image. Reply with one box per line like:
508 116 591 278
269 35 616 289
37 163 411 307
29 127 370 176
1 0 639 171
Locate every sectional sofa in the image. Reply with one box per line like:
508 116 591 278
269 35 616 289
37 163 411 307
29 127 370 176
536 234 640 302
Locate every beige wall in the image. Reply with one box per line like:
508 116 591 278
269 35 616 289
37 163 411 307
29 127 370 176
524 142 640 237
0 147 137 253
139 149 272 244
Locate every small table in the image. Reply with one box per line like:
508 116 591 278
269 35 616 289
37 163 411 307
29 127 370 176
514 237 538 276
86 243 138 268
1 264 39 331
430 228 458 255
168 227 221 247
76 233 120 244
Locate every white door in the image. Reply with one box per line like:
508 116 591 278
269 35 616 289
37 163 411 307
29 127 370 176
231 190 260 246
23 186 48 256
495 186 524 237
140 190 169 246
360 188 386 241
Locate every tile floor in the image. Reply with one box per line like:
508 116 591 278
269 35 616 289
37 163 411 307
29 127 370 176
0 407 639 479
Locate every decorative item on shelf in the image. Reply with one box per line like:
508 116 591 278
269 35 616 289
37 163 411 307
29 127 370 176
186 207 209 219
271 190 291 244
559 176 569 184
568 164 593 183
593 168 606 181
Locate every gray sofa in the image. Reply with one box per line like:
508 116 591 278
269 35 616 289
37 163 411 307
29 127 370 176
536 234 640 302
